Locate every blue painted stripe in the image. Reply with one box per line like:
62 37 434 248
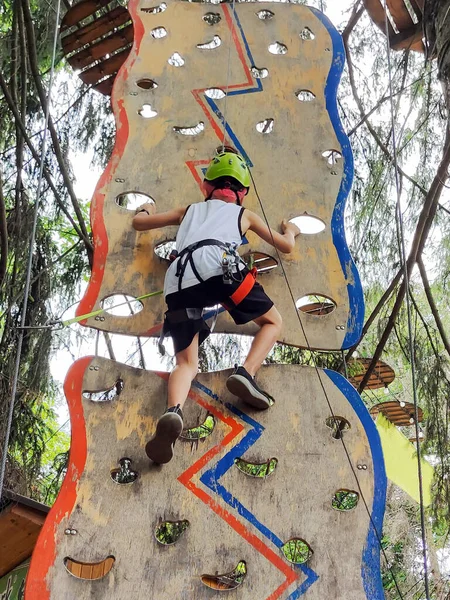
324 369 386 599
310 8 365 349
194 385 319 597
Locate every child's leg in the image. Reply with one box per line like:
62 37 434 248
243 306 282 376
168 333 199 409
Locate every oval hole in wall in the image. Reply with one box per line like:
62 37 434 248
322 149 343 165
136 78 158 90
116 192 155 211
251 66 269 79
296 89 316 102
289 214 325 235
234 457 278 478
296 294 336 316
325 416 351 439
256 118 274 134
83 379 123 403
203 12 221 25
332 489 359 511
300 27 315 40
242 251 278 274
256 9 274 20
64 556 115 580
110 458 139 485
100 295 143 316
204 87 226 99
151 26 167 39
281 539 313 565
268 42 287 55
201 560 247 591
197 35 221 50
180 414 215 440
154 239 177 262
155 520 190 545
173 122 205 136
168 52 185 67
141 2 167 14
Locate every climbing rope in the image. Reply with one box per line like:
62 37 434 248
0 0 63 499
248 169 405 599
220 0 238 151
382 1 431 597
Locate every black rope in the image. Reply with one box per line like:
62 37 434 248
248 168 405 599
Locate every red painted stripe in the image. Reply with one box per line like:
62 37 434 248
178 387 298 599
25 357 91 599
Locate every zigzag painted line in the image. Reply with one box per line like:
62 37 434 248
178 384 299 599
194 381 319 599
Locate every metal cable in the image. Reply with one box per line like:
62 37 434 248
248 169 405 599
382 2 431 597
0 0 62 498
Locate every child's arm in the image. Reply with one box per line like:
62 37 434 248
132 203 187 231
241 209 300 253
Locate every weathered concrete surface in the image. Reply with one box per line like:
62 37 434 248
76 1 363 350
26 360 385 599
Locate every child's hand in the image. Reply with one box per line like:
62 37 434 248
135 202 156 216
281 219 300 237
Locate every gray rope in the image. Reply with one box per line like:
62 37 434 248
382 1 431 597
0 0 62 498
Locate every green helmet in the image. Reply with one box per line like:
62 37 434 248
204 151 251 190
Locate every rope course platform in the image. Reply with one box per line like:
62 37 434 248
370 400 424 426
347 358 395 390
363 0 425 52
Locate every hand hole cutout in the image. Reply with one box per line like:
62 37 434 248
242 251 278 274
268 42 287 55
300 27 315 40
116 191 155 211
138 104 157 118
251 66 269 79
257 9 274 20
83 379 123 403
180 413 215 440
234 457 278 478
173 122 205 136
296 89 316 102
201 560 247 591
154 239 177 262
100 295 143 316
325 416 351 439
168 52 185 67
197 35 221 50
256 118 274 134
289 214 325 235
296 294 336 316
322 149 343 165
136 78 158 90
110 457 138 484
155 520 190 545
203 12 221 25
64 556 115 580
332 489 359 511
141 2 166 14
204 87 226 99
281 539 313 564
151 26 167 39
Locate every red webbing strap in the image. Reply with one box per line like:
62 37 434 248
229 268 257 306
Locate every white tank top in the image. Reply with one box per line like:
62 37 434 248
164 199 244 296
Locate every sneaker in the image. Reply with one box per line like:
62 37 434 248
226 366 273 410
145 405 184 464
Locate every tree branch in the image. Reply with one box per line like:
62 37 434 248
0 169 8 287
418 257 450 356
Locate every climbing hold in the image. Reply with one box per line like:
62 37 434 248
201 560 247 591
256 118 274 134
173 122 205 136
300 27 315 40
168 52 185 67
256 9 274 20
180 414 215 440
296 89 316 102
281 539 313 564
203 12 221 26
251 66 269 79
197 35 221 50
138 104 158 118
268 42 288 55
151 27 167 39
141 2 167 14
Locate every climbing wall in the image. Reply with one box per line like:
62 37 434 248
25 2 386 599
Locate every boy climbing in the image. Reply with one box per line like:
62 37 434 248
132 148 300 464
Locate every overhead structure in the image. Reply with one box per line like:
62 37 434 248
347 358 395 390
26 2 387 599
363 0 425 52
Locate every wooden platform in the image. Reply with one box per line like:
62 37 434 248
363 0 425 52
